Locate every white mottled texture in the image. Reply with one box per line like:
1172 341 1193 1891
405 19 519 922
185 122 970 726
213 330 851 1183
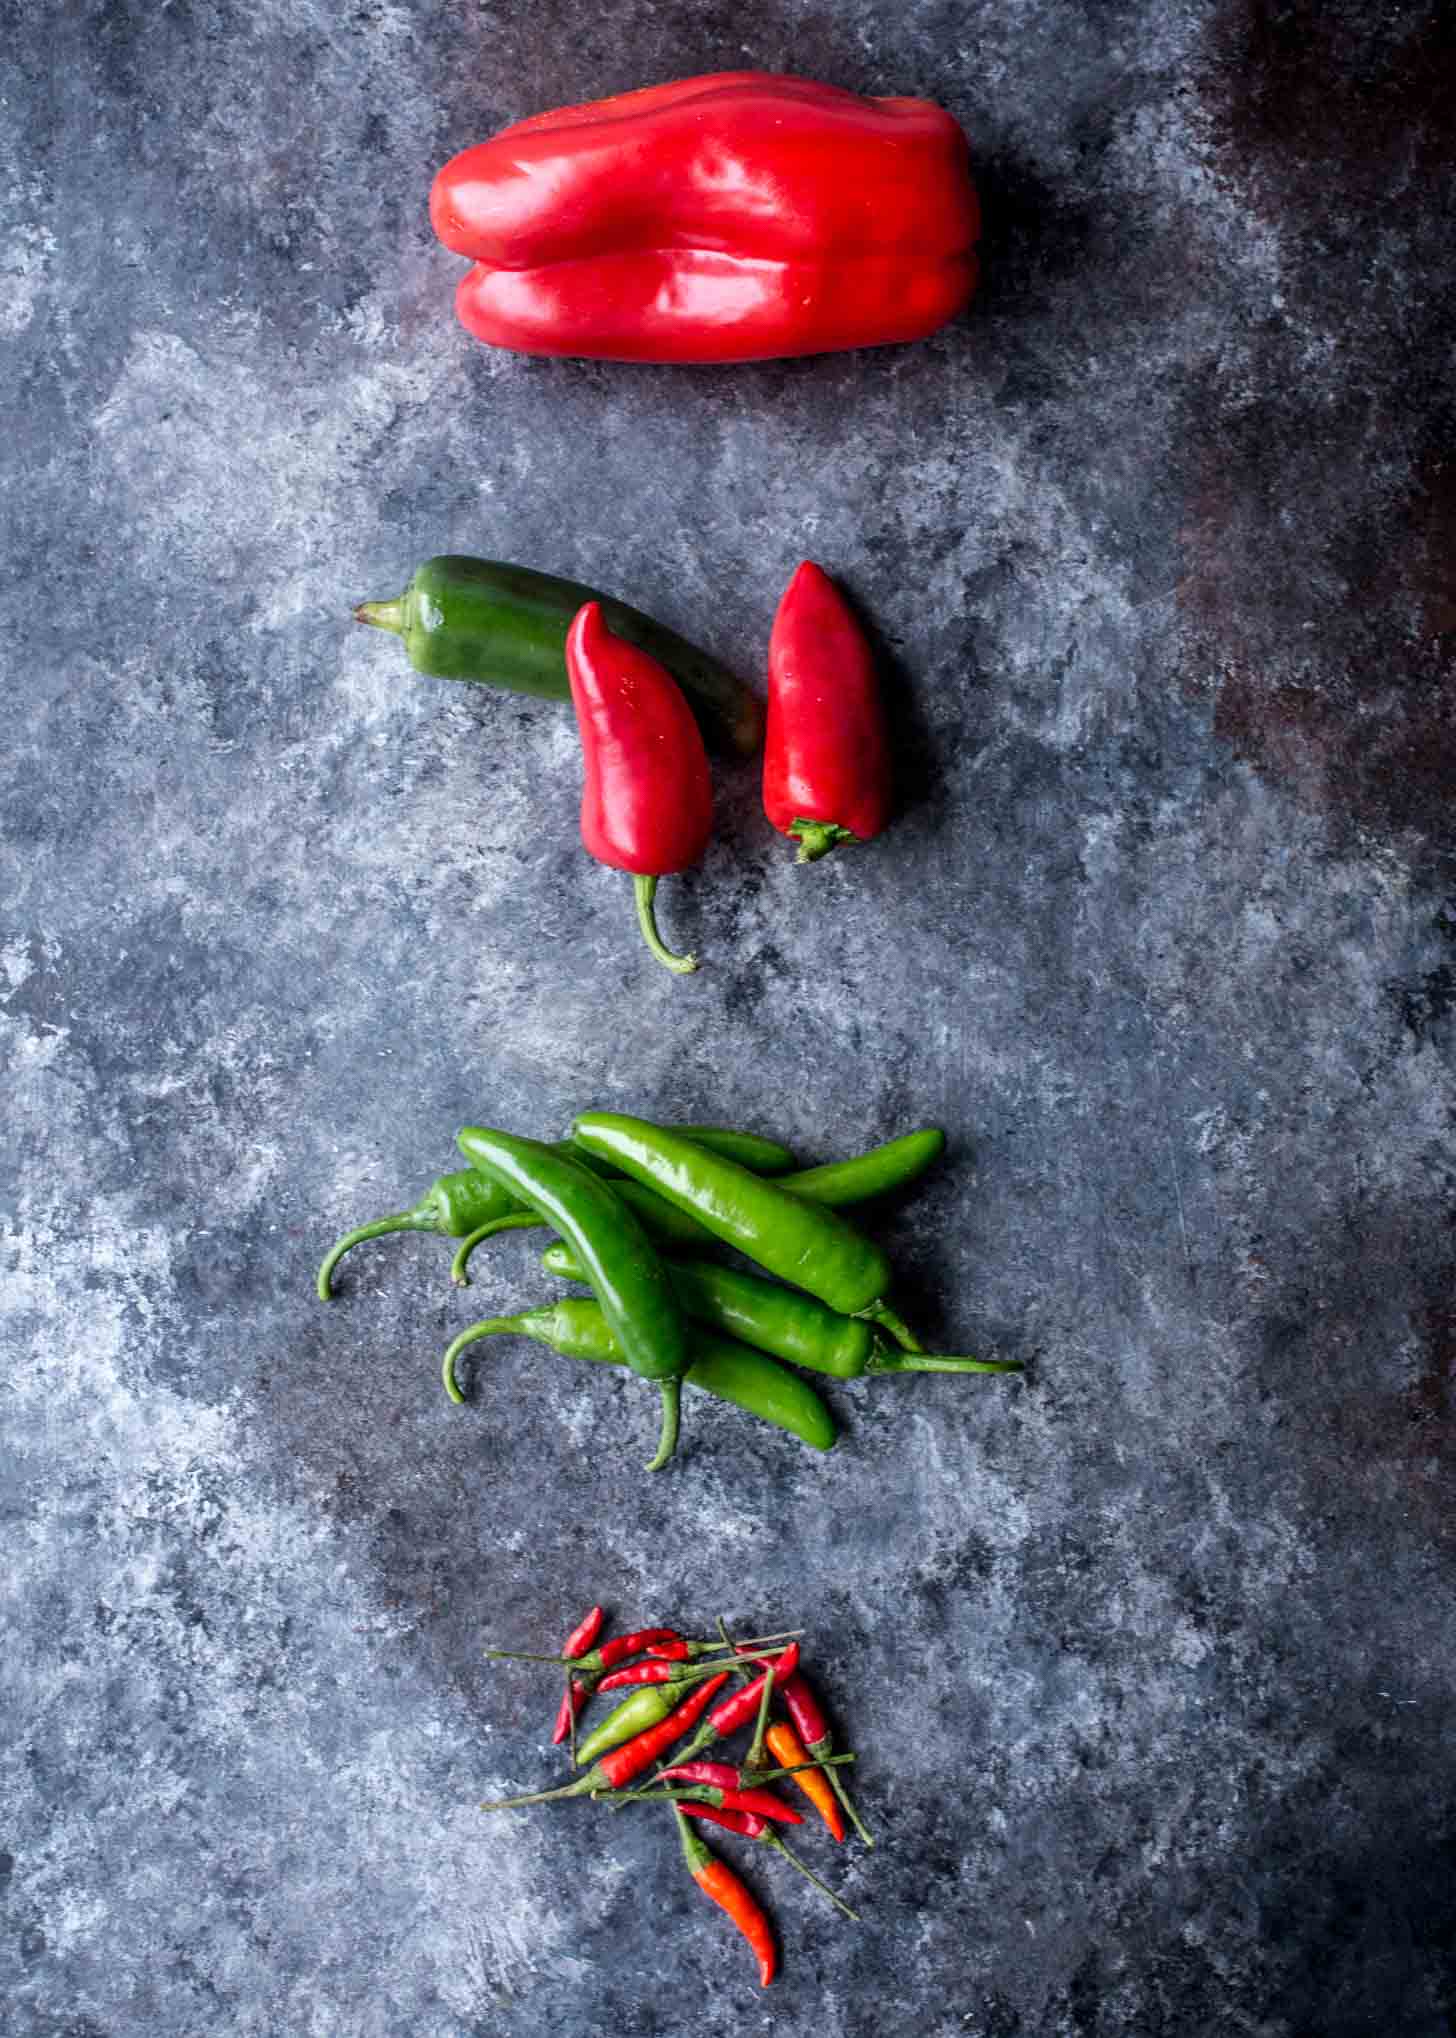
3 1 1453 2033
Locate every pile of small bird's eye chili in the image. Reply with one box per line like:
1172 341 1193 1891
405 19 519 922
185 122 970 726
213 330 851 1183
479 1608 871 1985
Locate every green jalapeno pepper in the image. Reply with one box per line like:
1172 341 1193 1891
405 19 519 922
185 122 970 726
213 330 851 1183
443 1296 837 1453
355 555 763 757
570 1112 928 1351
535 1247 1019 1378
456 1127 690 1469
318 1126 793 1299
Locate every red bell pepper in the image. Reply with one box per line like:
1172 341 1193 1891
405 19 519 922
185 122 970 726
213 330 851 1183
430 72 979 364
564 601 713 974
763 561 892 863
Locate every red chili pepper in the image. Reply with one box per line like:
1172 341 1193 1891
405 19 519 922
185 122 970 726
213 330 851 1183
780 1668 873 1848
681 1799 767 1840
763 561 892 865
674 1807 776 1986
680 1802 859 1921
431 73 979 365
564 602 713 975
645 1643 800 1783
598 1659 712 1693
551 1604 605 1745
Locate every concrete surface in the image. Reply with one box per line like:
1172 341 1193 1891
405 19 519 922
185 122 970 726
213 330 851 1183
3 2 1453 2033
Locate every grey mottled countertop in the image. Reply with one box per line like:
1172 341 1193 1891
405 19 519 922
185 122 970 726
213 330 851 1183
3 3 1454 2033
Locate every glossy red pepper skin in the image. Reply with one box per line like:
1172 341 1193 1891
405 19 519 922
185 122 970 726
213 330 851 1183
565 602 713 974
764 562 892 863
430 72 979 364
551 1604 605 1745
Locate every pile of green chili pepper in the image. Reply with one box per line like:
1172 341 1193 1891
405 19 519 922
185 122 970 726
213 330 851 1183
479 1606 870 1986
318 1112 1021 1470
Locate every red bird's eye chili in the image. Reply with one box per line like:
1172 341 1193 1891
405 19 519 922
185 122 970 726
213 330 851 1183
781 1669 873 1848
431 72 979 365
764 561 892 864
551 1604 605 1746
480 1672 731 1809
674 1807 776 1986
643 1643 800 1782
678 1803 860 1921
565 601 713 976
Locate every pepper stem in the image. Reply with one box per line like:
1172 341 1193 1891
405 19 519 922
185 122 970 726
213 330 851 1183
859 1301 927 1354
316 1212 425 1300
787 817 860 864
867 1349 1024 1375
645 1377 682 1472
442 1318 519 1406
745 1652 777 1772
478 1775 595 1812
823 1759 875 1849
450 1210 545 1287
761 1831 861 1921
634 875 698 975
354 595 407 635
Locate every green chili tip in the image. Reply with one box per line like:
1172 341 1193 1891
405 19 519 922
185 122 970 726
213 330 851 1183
316 1213 422 1301
867 1349 1024 1376
450 1210 544 1287
634 875 698 975
644 1377 682 1472
442 1318 516 1405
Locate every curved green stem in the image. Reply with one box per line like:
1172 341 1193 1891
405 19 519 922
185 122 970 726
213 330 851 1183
867 1349 1023 1375
442 1318 517 1406
762 1831 861 1921
859 1301 926 1354
644 1376 682 1472
634 874 698 975
788 817 859 864
316 1213 425 1300
450 1211 544 1287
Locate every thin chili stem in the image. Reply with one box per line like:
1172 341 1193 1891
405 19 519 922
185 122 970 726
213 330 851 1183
825 1763 875 1849
867 1349 1024 1375
644 1377 681 1472
860 1301 927 1353
316 1213 422 1300
633 874 698 975
483 1631 801 1666
746 1654 776 1771
450 1211 544 1287
762 1832 861 1922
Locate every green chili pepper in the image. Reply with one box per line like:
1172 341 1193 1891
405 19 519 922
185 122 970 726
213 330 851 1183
536 1248 1020 1379
456 1128 690 1470
355 555 763 757
442 1298 837 1454
776 1127 945 1206
318 1126 793 1299
573 1684 677 1767
449 1174 710 1286
570 1112 929 1351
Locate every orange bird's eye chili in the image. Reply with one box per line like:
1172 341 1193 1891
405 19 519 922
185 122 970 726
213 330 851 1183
780 1667 873 1848
764 1719 845 1842
674 1807 776 1987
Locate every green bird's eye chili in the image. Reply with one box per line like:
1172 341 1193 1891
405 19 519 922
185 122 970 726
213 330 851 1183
442 1298 837 1454
455 1127 689 1470
569 1113 927 1351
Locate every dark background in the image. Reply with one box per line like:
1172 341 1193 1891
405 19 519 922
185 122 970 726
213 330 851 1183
3 2 1453 2032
